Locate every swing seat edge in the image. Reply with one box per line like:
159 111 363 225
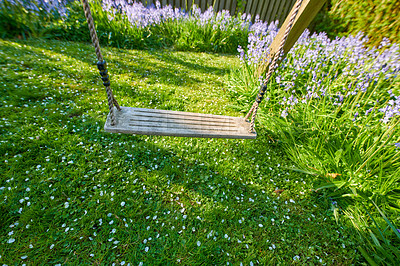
104 107 257 139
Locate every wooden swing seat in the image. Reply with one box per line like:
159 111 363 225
104 107 256 139
82 0 322 140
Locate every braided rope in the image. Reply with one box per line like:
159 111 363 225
246 0 303 132
245 101 257 120
81 0 121 126
82 0 103 62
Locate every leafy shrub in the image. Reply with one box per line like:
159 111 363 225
312 0 400 47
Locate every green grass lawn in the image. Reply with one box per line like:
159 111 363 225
0 39 363 265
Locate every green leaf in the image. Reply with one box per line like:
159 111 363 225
371 201 400 240
358 246 379 266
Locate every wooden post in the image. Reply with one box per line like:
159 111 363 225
257 0 326 76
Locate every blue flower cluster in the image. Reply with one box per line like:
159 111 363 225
0 0 71 17
101 0 252 30
102 0 186 28
239 23 399 123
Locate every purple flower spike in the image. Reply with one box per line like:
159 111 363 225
365 108 373 116
281 109 288 118
353 112 359 121
2 0 71 18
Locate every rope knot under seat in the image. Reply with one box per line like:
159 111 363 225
82 0 121 125
97 61 111 87
97 60 107 71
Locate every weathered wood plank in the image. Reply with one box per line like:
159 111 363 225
275 0 287 24
207 0 213 10
213 0 219 11
128 115 235 125
245 0 253 15
127 107 237 119
104 107 256 139
265 0 277 22
260 0 272 23
217 0 222 11
224 0 231 11
193 0 199 7
250 0 260 20
200 0 206 12
187 0 193 10
253 0 264 19
230 0 237 16
277 0 288 25
128 121 236 131
270 0 281 21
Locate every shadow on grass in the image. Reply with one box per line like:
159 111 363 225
11 39 230 86
0 38 360 264
1 39 233 111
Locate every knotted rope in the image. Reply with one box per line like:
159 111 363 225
81 0 121 126
245 0 303 132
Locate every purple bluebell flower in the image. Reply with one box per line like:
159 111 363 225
281 109 288 118
365 108 373 116
1 0 71 18
353 112 359 121
379 95 400 123
236 24 398 122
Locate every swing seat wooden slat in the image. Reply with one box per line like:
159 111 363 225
104 107 256 139
82 0 323 139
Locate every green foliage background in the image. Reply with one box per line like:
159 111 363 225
1 0 399 49
312 0 400 47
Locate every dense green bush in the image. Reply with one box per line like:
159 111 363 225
312 0 400 47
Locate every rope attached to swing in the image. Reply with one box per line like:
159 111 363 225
81 0 121 126
245 0 304 132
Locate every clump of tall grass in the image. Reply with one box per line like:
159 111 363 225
229 22 400 263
